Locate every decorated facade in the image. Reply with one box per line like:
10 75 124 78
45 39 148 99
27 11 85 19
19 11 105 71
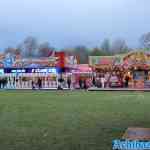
0 52 78 69
0 51 79 89
89 51 150 88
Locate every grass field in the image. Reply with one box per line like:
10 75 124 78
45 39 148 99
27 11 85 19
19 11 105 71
0 91 150 150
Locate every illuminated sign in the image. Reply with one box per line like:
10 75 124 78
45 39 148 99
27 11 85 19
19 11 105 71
4 68 57 74
0 69 4 75
31 68 57 73
11 69 26 73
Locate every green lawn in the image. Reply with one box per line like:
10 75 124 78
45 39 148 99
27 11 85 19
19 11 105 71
0 91 149 150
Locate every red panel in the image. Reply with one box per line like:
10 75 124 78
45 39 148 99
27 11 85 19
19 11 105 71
55 52 65 68
99 58 114 65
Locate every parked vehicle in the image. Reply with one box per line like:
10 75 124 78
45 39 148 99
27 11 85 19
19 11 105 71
109 76 123 88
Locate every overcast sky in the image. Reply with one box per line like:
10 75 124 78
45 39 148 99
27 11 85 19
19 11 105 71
0 0 149 50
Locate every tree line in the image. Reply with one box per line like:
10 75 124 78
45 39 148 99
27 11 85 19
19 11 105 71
3 32 150 64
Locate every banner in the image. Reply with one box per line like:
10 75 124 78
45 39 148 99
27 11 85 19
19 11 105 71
4 68 57 74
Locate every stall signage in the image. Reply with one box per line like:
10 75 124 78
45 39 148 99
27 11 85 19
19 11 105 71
0 69 4 75
4 68 57 74
11 69 26 73
31 68 57 73
89 56 116 65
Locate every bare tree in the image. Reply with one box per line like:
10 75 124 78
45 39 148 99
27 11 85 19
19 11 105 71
38 42 55 57
90 47 108 56
140 32 150 49
72 46 89 64
111 38 129 54
18 36 38 58
101 38 111 53
62 48 75 56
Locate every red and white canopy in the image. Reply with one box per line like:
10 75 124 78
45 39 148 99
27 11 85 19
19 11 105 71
71 64 93 74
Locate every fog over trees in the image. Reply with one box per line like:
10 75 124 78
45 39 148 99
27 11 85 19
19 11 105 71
140 32 150 50
3 32 150 63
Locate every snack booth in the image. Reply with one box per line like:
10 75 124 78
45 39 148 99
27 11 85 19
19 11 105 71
123 51 150 88
71 64 93 88
0 52 66 89
2 68 58 89
89 51 150 88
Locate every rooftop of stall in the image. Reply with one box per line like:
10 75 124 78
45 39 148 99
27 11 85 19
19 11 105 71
71 64 93 74
89 55 124 72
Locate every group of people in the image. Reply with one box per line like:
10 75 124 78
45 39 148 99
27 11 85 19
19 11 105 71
91 72 131 88
0 77 8 89
57 76 72 90
31 78 42 89
0 76 57 89
0 71 131 90
57 77 88 90
38 72 130 90
78 78 88 89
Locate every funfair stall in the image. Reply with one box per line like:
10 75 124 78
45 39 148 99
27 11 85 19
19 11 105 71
3 68 58 89
89 51 150 89
123 51 150 88
0 52 67 89
71 64 93 89
89 55 124 88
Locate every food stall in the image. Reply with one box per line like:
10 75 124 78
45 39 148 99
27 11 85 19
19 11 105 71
123 51 150 88
89 51 150 88
3 68 58 89
71 64 93 89
0 52 66 89
89 55 124 88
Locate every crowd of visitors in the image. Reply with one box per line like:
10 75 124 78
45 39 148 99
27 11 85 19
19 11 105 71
56 71 131 90
0 71 131 90
31 78 42 89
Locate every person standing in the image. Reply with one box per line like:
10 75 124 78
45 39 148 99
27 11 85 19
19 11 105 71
101 75 105 88
31 80 35 90
124 75 130 88
79 78 82 89
38 78 42 89
57 76 64 90
83 79 87 90
92 76 96 87
67 76 71 89
0 77 1 89
1 78 4 89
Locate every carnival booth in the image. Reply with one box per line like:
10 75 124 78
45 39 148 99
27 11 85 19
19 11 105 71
3 68 58 89
89 51 150 89
71 64 93 89
61 55 79 89
123 51 150 88
89 55 124 88
0 52 67 89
